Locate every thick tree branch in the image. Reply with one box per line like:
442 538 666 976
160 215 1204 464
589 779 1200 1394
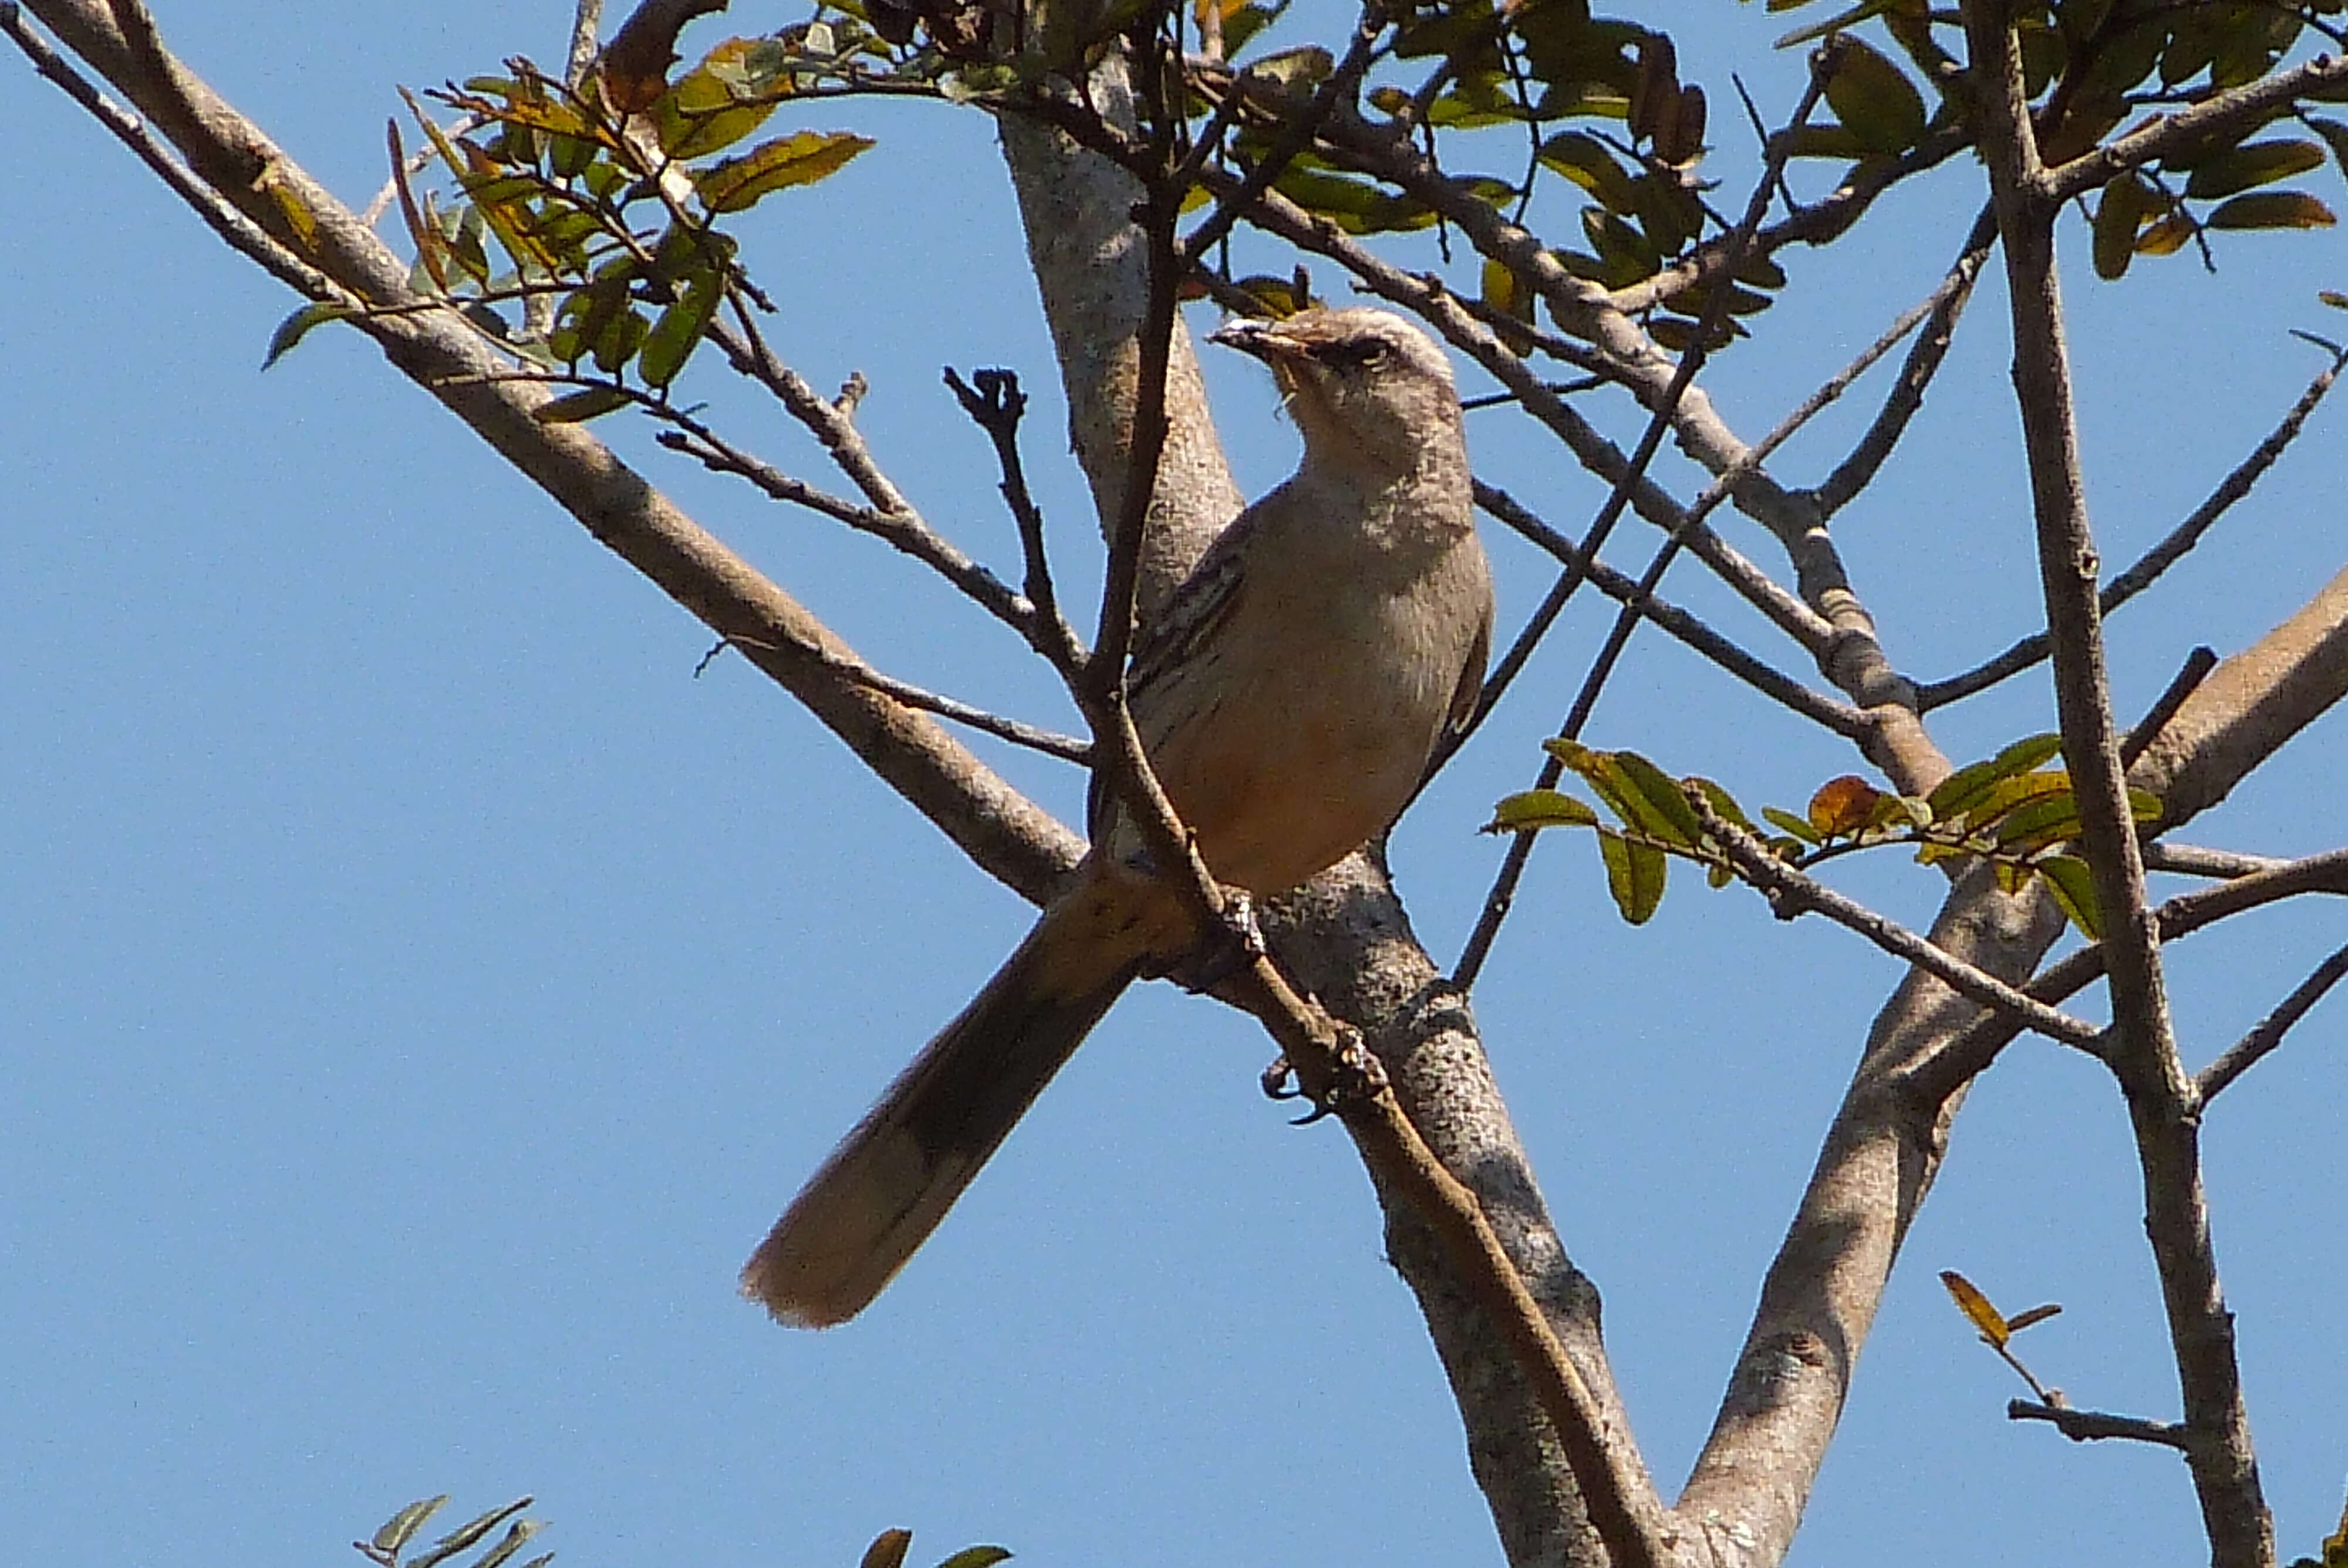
18 0 1081 909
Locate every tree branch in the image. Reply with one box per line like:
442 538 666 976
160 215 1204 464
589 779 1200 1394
1965 4 2266 1554
2194 939 2348 1105
1919 349 2344 711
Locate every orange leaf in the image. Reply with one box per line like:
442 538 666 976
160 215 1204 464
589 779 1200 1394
1807 775 1883 838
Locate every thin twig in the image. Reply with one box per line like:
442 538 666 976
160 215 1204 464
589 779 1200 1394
2194 940 2348 1105
942 366 1090 676
2123 647 2220 769
1695 793 2107 1052
707 634 1091 762
1176 4 1385 262
1452 60 1831 991
4 4 350 307
1909 844 2348 1111
1965 10 2262 1546
2009 1400 2194 1451
1473 484 1867 738
1921 352 2345 711
1811 204 1998 521
649 416 1041 641
2143 843 2292 879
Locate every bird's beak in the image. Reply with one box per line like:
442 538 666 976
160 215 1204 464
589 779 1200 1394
1208 316 1300 364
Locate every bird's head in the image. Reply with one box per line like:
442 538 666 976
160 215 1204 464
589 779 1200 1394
1209 308 1462 477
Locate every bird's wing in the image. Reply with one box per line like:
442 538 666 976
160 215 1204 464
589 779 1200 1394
1086 503 1261 840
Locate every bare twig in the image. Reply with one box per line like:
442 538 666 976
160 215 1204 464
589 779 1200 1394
942 366 1090 675
709 634 1091 762
2194 940 2348 1106
2123 647 2221 769
2143 843 2292 879
2009 1400 2194 1451
1473 484 1868 738
1922 353 2344 711
649 415 1041 641
1811 205 1998 521
565 0 605 86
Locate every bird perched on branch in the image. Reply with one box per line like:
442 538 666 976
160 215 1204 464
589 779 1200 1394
744 307 1495 1327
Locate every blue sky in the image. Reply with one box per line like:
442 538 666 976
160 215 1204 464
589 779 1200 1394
4 2 2346 1565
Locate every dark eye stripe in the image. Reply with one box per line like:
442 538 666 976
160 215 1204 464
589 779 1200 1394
1315 338 1391 370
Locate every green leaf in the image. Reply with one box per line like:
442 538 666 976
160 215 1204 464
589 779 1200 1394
2184 138 2327 200
373 1498 451 1556
1614 750 1703 847
591 303 649 374
1243 45 1334 90
1926 733 2062 819
2206 191 2337 229
1487 788 1603 833
1823 38 1925 153
1992 792 2084 853
658 38 787 160
2093 171 2150 279
2037 854 2101 938
1597 828 1668 924
637 269 723 387
533 386 633 423
697 130 875 213
470 1519 544 1568
1762 806 1823 845
1688 776 1755 832
1537 131 1641 209
409 1499 534 1568
263 301 358 368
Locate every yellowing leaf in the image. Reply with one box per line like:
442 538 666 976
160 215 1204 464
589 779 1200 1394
534 385 632 423
696 130 875 213
2184 138 2327 200
1939 1269 2010 1348
1486 789 1601 833
2094 172 2150 279
860 1529 914 1568
2207 191 2337 231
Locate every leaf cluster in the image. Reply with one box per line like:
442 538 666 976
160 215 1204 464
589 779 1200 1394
274 36 880 408
1762 0 2343 274
358 1496 549 1568
1487 733 2158 934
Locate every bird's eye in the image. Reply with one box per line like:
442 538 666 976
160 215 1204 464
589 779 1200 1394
1320 339 1391 371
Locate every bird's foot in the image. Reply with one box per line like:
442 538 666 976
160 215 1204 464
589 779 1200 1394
1264 1023 1387 1126
1169 891 1266 993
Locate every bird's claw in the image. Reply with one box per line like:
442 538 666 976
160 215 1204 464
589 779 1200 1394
1266 1025 1386 1125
